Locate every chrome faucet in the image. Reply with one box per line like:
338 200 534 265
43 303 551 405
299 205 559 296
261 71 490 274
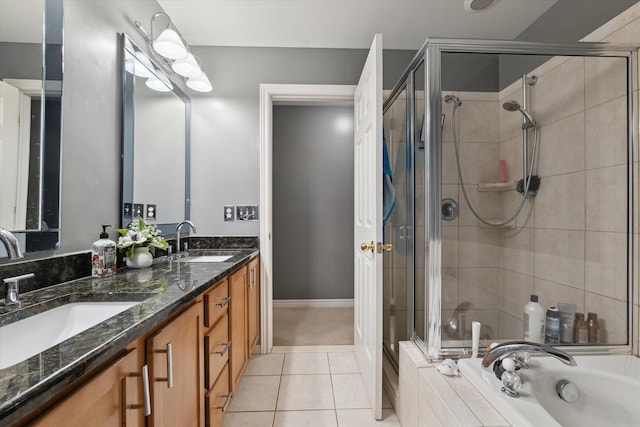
175 220 197 257
4 273 34 307
482 341 577 369
482 341 576 398
0 227 24 259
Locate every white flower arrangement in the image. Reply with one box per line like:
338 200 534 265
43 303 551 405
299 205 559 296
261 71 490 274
117 219 168 258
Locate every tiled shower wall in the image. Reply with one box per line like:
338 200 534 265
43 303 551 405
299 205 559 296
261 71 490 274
496 54 631 344
441 52 636 346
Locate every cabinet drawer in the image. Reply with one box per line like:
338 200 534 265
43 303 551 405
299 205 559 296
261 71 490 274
204 279 229 328
205 364 231 427
204 315 230 389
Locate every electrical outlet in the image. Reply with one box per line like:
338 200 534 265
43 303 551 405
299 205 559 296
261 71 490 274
123 203 132 218
146 204 157 220
133 203 144 218
224 205 235 221
236 205 259 221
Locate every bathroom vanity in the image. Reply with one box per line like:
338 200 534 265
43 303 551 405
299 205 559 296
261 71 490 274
0 249 260 427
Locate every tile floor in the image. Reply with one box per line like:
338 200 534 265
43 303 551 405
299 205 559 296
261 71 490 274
223 351 401 427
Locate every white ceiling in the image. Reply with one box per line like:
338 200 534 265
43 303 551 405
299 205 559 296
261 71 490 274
157 0 560 50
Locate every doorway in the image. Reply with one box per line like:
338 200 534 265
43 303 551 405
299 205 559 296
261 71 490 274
272 104 354 347
259 84 357 353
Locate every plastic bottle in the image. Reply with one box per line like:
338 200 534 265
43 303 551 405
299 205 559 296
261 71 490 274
587 312 599 344
92 225 117 278
544 306 560 344
523 294 545 343
573 313 588 344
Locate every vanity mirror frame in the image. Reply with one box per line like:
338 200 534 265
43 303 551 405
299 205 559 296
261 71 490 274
0 0 63 257
120 34 191 236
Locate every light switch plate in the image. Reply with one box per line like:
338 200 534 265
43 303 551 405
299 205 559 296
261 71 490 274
133 203 144 218
236 205 259 221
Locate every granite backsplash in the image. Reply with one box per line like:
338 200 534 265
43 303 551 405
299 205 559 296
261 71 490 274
0 236 258 295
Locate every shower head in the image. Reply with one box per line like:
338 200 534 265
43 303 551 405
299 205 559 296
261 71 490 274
503 100 535 127
444 94 462 107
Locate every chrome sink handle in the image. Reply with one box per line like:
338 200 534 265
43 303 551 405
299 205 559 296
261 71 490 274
482 341 577 369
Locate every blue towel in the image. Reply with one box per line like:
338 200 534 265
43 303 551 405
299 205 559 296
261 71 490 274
383 131 396 234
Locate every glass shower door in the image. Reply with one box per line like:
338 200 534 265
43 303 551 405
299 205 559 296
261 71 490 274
382 85 412 368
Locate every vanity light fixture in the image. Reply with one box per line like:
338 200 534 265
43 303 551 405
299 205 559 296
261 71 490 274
135 12 213 92
171 53 202 78
186 72 213 93
145 75 173 92
125 56 153 78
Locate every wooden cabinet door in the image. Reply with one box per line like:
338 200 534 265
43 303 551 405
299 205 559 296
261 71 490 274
229 266 247 392
147 303 202 427
247 257 260 355
31 348 145 426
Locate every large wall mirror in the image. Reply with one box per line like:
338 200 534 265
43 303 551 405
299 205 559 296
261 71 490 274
0 0 63 257
121 34 190 235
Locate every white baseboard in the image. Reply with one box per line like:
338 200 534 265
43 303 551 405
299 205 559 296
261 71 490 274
273 299 354 309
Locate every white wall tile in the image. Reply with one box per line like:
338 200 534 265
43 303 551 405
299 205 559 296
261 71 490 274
585 231 628 301
532 57 585 125
537 112 585 177
585 57 628 109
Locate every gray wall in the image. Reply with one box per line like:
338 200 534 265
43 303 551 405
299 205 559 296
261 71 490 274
187 47 415 237
273 106 354 300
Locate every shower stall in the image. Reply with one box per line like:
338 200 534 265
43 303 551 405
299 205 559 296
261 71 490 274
383 38 637 366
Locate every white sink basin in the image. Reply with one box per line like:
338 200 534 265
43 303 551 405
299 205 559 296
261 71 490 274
186 255 233 263
0 301 138 369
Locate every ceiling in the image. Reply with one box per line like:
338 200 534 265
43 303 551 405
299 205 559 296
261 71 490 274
157 0 639 50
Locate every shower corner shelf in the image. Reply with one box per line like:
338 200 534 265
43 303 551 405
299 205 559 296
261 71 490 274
477 181 516 192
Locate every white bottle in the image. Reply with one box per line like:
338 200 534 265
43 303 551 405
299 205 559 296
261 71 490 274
523 294 545 343
92 225 117 278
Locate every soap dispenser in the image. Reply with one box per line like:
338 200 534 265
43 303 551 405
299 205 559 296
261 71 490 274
92 225 117 277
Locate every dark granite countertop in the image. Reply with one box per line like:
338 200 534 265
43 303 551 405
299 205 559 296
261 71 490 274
0 248 258 425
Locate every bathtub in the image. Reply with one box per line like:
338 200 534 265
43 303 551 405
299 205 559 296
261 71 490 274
458 354 640 427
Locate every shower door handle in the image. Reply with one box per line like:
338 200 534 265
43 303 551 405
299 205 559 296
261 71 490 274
377 242 393 253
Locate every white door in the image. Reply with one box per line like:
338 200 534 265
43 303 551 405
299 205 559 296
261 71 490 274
353 34 383 420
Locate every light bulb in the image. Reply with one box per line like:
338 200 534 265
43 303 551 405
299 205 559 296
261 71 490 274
145 76 172 92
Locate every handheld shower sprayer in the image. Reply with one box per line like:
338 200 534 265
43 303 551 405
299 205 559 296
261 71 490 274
503 100 535 129
444 94 462 107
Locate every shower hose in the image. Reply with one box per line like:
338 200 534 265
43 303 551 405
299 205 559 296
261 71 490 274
450 103 539 228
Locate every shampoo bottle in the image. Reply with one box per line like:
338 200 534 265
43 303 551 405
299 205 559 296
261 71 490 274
92 225 117 278
523 294 545 343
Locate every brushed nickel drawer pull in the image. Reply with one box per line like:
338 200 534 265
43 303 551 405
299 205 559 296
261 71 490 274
215 393 233 412
155 343 174 388
216 296 231 308
214 340 231 356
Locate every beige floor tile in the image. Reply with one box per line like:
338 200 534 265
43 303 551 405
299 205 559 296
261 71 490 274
277 374 335 410
227 375 281 412
222 411 275 427
328 352 359 374
336 409 401 426
283 352 330 374
332 374 370 409
244 353 285 376
273 410 338 427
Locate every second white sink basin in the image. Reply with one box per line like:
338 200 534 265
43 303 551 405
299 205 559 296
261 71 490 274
186 255 233 263
0 301 138 369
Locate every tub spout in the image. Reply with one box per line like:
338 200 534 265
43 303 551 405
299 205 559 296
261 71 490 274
482 341 577 369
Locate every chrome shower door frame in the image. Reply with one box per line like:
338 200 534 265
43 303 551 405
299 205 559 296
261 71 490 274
419 38 638 359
